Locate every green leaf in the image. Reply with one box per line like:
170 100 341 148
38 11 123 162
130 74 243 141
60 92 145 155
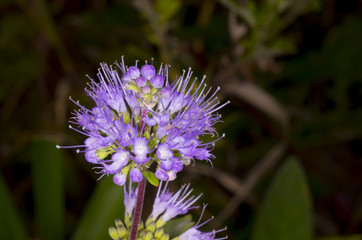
317 236 362 240
31 139 64 240
155 0 181 23
0 174 28 240
143 171 159 187
71 177 124 240
251 158 313 240
163 214 194 239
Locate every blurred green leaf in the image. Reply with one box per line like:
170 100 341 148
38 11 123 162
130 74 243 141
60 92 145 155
268 36 297 55
31 139 64 240
71 177 124 240
219 0 255 26
285 16 362 81
163 214 194 239
0 13 39 101
251 158 313 240
318 236 362 240
0 174 27 240
155 0 181 23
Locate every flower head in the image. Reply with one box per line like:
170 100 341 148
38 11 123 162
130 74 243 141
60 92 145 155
58 57 228 185
108 181 227 240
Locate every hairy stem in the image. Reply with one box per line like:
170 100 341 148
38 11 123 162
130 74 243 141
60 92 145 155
129 179 146 240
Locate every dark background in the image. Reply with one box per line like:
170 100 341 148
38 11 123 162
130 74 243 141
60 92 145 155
0 0 362 239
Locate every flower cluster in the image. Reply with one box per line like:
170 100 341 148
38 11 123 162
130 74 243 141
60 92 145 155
58 57 228 185
109 181 227 240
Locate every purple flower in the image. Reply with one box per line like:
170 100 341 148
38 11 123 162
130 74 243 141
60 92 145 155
113 173 126 186
127 66 140 79
58 57 228 185
133 137 149 155
150 74 164 88
129 168 143 182
84 149 98 164
135 76 147 87
156 143 173 160
177 204 228 240
123 181 137 217
140 64 156 79
155 168 169 181
149 181 201 224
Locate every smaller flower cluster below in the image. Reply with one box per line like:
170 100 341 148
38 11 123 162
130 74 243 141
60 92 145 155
109 181 227 240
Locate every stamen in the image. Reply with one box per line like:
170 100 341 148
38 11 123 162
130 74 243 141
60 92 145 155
207 101 230 115
68 125 89 136
56 144 85 149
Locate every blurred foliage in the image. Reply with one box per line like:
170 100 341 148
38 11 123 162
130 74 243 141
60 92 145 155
251 159 313 240
31 139 64 240
0 0 362 239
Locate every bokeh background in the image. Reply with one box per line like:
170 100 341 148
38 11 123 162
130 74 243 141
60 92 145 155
1 0 362 239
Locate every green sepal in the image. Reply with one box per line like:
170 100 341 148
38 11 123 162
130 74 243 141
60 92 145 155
160 135 167 144
143 93 153 104
143 171 159 187
154 228 164 239
124 214 132 229
160 235 170 240
146 221 156 233
144 130 151 140
156 218 164 228
117 225 128 238
173 150 181 158
146 158 155 168
115 219 124 229
108 227 119 240
151 87 158 95
120 112 131 125
145 217 154 227
143 231 153 240
138 221 144 231
96 147 115 160
148 137 158 150
126 83 141 93
121 164 131 176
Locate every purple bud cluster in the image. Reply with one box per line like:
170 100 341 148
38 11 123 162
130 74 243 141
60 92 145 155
109 181 228 240
149 182 227 239
61 57 229 185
